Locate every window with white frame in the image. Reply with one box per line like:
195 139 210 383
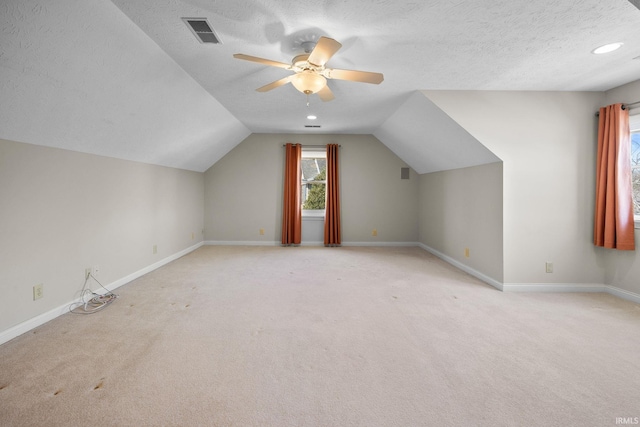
301 149 326 217
631 113 640 225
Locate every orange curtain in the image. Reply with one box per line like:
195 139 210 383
324 144 341 246
594 104 635 250
282 143 302 245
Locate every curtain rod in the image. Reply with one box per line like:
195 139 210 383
282 144 341 147
624 101 640 110
595 101 640 116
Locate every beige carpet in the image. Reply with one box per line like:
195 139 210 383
1 246 639 426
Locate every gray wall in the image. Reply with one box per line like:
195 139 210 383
422 90 639 293
204 134 419 244
0 139 204 333
419 162 504 282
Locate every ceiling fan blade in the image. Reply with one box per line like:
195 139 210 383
307 37 342 67
233 53 291 69
324 68 384 84
317 85 334 102
256 75 294 92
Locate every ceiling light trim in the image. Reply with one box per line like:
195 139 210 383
591 42 623 54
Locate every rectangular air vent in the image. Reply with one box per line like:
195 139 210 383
305 125 321 128
182 18 221 44
401 167 410 180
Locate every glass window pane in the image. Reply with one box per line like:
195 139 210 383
302 182 326 210
633 167 640 216
301 158 318 181
301 157 326 210
632 133 640 166
633 132 640 217
300 155 327 211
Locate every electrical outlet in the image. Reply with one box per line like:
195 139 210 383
33 284 43 300
259 228 265 235
546 262 553 273
153 244 158 254
464 247 470 258
372 229 377 237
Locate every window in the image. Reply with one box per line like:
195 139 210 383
631 113 640 225
301 150 326 217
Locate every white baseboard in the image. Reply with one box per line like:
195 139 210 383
205 240 279 246
0 303 74 347
4 241 638 346
0 242 204 346
605 285 640 304
502 283 606 293
205 240 420 248
418 243 504 291
106 241 204 291
417 243 640 304
502 283 640 304
343 241 420 247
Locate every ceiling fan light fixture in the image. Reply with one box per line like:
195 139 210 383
291 71 327 95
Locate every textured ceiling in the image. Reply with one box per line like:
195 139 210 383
0 0 250 172
111 0 640 133
1 0 640 172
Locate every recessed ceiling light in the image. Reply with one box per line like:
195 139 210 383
307 115 317 120
592 42 623 54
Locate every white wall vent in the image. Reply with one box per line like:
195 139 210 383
182 18 221 44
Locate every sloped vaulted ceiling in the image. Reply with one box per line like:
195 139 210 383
0 0 250 172
1 0 640 173
374 92 500 174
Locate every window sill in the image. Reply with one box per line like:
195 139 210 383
302 210 325 221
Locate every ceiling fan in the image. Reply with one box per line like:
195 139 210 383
233 36 384 102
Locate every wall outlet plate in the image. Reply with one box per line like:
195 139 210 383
33 284 43 300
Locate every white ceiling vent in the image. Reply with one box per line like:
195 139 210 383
182 18 221 44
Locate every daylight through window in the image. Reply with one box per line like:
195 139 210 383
301 150 326 216
630 113 640 222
